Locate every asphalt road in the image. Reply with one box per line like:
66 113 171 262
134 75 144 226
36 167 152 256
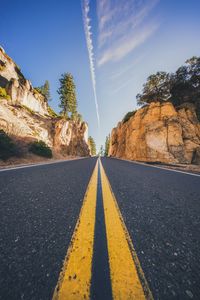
101 157 200 300
0 157 200 300
0 158 97 300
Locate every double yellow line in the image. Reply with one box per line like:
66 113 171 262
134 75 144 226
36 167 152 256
53 159 153 300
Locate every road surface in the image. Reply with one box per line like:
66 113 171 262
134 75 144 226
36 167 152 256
0 157 199 299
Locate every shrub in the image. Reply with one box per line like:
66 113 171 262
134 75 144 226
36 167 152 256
0 87 10 100
0 60 6 71
47 106 59 118
122 110 136 123
29 140 52 158
0 130 18 160
21 105 35 115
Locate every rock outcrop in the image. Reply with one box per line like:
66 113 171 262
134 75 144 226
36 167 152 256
109 102 200 164
0 47 48 116
0 47 90 157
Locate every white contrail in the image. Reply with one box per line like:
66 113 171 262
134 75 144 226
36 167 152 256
82 0 100 127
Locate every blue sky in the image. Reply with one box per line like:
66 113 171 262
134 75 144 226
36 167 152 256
1 0 200 150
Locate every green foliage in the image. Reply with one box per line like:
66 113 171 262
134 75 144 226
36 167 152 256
136 72 171 106
15 64 21 71
136 57 200 120
99 145 104 157
88 136 96 156
0 60 6 71
77 113 83 123
21 105 34 115
57 73 77 118
29 141 52 158
0 87 10 100
35 80 51 102
72 112 83 122
122 110 136 123
0 130 18 160
170 56 200 119
47 106 59 118
104 135 110 156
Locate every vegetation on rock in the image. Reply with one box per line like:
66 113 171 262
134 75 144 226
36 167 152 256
47 106 59 118
0 87 10 100
136 56 200 119
122 110 136 123
29 141 52 158
21 105 35 115
0 59 6 71
0 130 18 160
35 80 51 102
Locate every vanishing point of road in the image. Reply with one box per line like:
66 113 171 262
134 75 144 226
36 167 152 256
0 157 199 300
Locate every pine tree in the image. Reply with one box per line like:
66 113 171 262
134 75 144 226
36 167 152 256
104 135 110 156
57 73 77 118
88 136 96 156
99 145 104 157
43 80 51 102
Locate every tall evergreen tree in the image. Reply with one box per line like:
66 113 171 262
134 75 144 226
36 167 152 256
99 145 104 157
57 73 77 118
43 80 51 102
104 135 110 156
88 136 96 156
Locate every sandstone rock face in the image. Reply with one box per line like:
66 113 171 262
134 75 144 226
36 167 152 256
0 100 53 146
0 48 48 116
0 48 90 157
0 100 90 157
54 119 90 156
109 102 200 164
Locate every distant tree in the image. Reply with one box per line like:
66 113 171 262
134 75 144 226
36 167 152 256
104 135 110 157
57 73 77 118
136 72 172 106
35 80 51 102
43 80 51 101
88 136 96 156
99 145 104 157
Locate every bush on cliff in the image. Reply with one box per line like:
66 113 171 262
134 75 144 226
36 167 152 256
29 141 52 158
122 110 136 123
47 106 59 118
0 87 10 100
0 130 18 160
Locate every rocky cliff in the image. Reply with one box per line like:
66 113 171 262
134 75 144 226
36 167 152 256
0 47 90 157
109 102 200 164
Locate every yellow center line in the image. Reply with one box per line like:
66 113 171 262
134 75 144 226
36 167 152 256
100 159 153 300
53 161 98 300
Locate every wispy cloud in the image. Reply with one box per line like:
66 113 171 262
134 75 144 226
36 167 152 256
110 54 145 81
82 0 100 126
97 0 159 66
